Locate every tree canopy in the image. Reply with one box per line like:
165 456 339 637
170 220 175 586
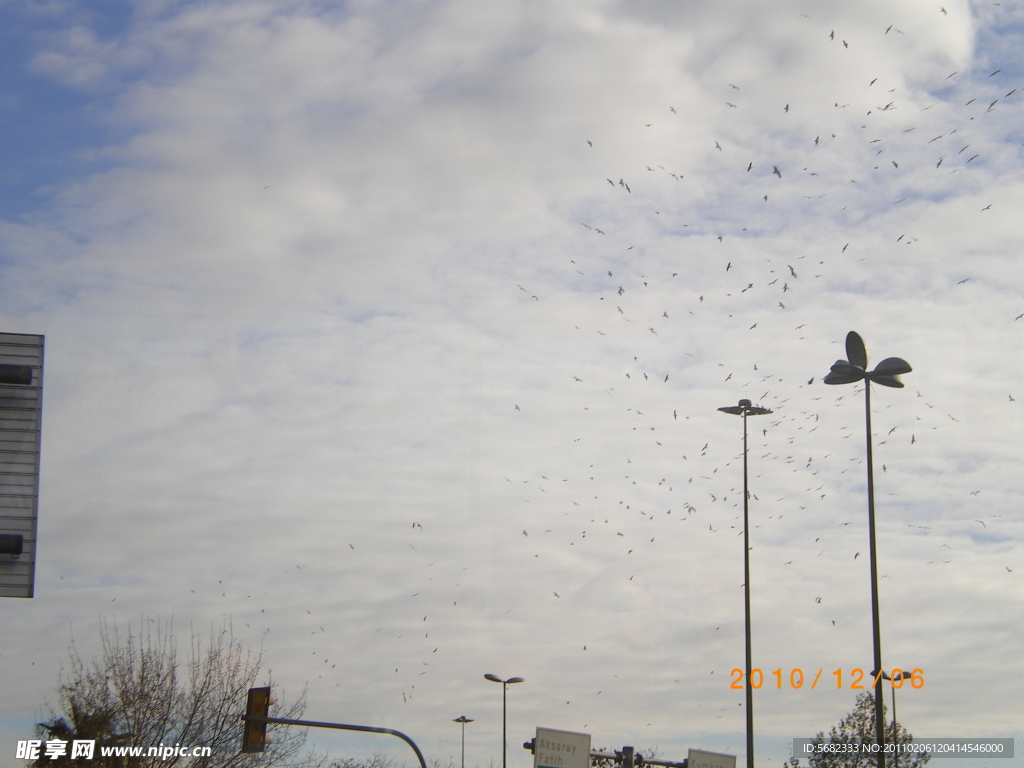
784 692 930 768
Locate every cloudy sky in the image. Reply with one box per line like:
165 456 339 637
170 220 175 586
2 1 1023 766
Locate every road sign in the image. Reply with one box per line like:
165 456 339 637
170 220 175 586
0 333 44 598
534 728 591 768
687 750 736 768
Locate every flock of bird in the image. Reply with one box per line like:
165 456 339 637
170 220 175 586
486 4 1020 708
201 6 1022 743
324 9 1024 723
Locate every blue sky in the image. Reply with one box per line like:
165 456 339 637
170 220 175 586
1 1 1023 767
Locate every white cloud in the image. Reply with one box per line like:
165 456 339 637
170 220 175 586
1 1 1022 767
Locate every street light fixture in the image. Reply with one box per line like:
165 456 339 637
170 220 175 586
824 331 911 768
484 674 524 768
453 716 474 768
717 398 772 768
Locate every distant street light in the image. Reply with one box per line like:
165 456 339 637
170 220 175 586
717 398 772 768
453 716 474 768
484 674 524 768
824 331 911 768
872 668 915 768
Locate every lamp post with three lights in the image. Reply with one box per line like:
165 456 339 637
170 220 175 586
824 331 912 768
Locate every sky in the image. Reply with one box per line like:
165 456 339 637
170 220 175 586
1 0 1023 767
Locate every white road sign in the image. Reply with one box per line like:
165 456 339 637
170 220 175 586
534 728 591 768
687 750 736 768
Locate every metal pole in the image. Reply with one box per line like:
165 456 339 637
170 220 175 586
891 682 898 768
485 674 521 768
864 382 885 768
742 409 754 768
454 717 473 768
718 399 769 768
244 716 427 768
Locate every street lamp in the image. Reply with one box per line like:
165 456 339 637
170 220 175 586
453 716 474 768
824 331 911 768
872 668 914 768
484 674 524 768
717 398 772 768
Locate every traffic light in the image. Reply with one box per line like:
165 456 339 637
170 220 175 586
241 686 274 753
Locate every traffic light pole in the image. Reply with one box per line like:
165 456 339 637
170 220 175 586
241 715 427 768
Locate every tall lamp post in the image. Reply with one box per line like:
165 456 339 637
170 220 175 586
824 331 911 768
484 674 524 768
717 398 772 768
453 716 474 768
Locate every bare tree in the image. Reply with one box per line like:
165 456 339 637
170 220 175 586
35 617 326 768
330 753 456 768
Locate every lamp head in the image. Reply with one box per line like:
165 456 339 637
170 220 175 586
825 331 911 387
869 357 913 388
718 400 773 416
